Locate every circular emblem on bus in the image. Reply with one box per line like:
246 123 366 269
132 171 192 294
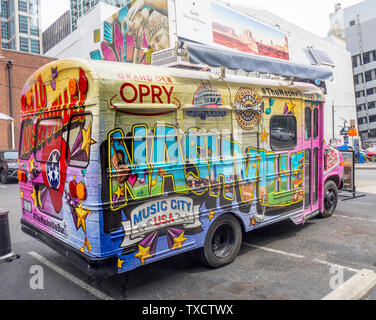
46 150 61 189
234 87 263 130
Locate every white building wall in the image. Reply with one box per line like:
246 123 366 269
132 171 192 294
45 2 119 60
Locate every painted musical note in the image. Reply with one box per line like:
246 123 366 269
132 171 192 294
265 98 275 115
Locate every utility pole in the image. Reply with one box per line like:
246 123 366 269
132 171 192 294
332 101 335 140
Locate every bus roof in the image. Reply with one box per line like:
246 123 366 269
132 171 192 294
20 58 325 118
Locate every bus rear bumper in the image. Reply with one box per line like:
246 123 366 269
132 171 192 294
21 218 118 280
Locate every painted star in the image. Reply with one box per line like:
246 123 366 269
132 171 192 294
172 232 188 250
250 217 257 226
118 258 125 269
81 123 96 158
260 128 269 143
75 203 91 234
208 211 215 221
84 237 92 252
29 158 35 172
135 244 152 265
31 187 38 209
286 101 296 114
114 185 125 199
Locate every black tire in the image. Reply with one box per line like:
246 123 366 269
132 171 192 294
321 180 338 218
201 214 242 268
0 170 8 184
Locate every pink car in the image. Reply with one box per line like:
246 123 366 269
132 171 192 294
366 147 376 161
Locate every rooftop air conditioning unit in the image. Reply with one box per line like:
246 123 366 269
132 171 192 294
151 47 208 71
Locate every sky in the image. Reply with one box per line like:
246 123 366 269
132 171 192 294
40 0 365 36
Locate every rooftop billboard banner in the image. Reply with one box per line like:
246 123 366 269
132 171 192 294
175 0 290 61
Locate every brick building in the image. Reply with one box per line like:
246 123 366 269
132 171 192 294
0 28 55 150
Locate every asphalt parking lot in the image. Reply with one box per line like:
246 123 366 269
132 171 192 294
0 169 375 301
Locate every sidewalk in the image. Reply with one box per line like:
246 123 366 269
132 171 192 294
356 162 376 170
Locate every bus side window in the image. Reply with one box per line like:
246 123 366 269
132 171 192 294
305 107 312 141
313 108 319 139
19 120 34 160
270 115 297 151
67 114 93 168
35 118 63 163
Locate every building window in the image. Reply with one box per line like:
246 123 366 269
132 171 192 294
270 116 297 151
352 55 358 68
356 90 365 98
1 21 9 40
30 39 39 54
365 70 373 82
1 0 8 18
19 36 29 52
354 73 363 85
18 0 27 12
369 115 376 123
29 0 38 15
367 88 375 96
349 20 355 26
363 52 371 65
1 41 9 49
30 17 39 36
368 102 376 109
19 14 28 34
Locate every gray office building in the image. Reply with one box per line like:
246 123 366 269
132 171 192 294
70 0 129 31
42 10 71 54
1 0 42 54
330 1 376 146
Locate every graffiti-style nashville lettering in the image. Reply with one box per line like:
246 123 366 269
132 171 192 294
108 124 304 211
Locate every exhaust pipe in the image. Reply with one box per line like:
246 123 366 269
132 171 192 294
0 210 19 263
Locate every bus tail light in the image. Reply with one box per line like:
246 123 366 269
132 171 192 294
76 182 87 201
69 181 77 198
17 170 27 183
79 75 88 94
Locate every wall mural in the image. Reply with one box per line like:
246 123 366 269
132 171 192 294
90 0 170 64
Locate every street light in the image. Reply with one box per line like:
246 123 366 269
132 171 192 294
0 113 15 150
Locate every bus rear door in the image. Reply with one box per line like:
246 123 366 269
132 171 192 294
304 103 322 217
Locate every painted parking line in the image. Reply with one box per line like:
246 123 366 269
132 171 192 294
28 251 114 300
0 186 7 189
334 214 376 224
242 243 360 273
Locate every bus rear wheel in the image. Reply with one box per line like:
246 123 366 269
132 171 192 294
201 214 242 268
321 180 338 218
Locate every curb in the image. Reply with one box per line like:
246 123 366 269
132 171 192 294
322 269 376 300
355 167 376 170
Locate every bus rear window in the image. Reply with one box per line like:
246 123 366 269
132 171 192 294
20 120 34 160
67 114 93 168
35 118 63 163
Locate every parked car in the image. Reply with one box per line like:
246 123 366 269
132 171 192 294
271 128 295 141
366 147 376 162
0 150 19 184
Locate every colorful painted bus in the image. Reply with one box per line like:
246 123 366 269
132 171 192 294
18 58 344 279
